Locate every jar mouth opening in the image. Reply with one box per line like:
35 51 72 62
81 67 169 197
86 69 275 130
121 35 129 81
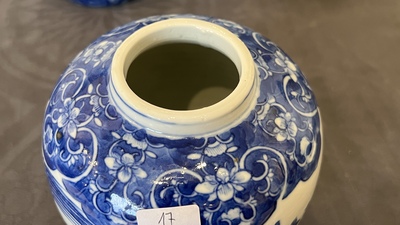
110 18 255 133
125 42 240 111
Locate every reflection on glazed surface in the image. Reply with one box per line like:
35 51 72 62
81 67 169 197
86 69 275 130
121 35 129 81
43 15 321 225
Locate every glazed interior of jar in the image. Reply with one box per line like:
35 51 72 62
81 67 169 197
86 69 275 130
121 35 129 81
110 18 255 136
126 43 239 110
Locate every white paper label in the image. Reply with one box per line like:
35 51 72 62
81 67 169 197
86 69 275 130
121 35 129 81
137 205 201 225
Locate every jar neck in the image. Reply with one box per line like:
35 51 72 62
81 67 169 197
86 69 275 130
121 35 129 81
109 18 257 137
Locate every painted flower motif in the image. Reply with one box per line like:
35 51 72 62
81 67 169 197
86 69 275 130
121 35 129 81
87 83 109 117
221 207 241 220
273 112 298 142
221 208 254 225
43 125 58 157
57 98 80 138
105 153 147 183
187 137 237 160
256 97 276 122
122 134 148 150
195 167 251 202
275 50 297 73
81 41 122 67
89 95 103 116
300 137 311 156
204 142 229 157
82 41 108 67
88 180 98 194
257 62 273 80
44 125 53 145
203 211 212 220
212 19 246 34
67 155 81 167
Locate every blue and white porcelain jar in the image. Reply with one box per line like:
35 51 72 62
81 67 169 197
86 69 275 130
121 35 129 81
72 0 127 7
42 15 322 225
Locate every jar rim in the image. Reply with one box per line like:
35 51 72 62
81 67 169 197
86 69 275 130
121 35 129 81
109 18 256 136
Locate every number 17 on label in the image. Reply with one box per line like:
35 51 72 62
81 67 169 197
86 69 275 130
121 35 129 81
136 204 201 225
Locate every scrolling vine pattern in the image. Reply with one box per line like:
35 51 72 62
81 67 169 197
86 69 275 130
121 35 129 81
43 15 321 225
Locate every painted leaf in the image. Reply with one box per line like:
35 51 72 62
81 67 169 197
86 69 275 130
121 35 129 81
187 153 202 160
145 151 157 159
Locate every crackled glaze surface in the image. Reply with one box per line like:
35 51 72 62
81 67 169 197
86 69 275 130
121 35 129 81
42 15 322 225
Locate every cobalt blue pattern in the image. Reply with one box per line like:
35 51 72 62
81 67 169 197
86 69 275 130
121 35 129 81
72 0 128 7
43 15 321 225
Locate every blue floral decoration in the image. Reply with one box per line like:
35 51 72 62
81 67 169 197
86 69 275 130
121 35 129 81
43 15 322 225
